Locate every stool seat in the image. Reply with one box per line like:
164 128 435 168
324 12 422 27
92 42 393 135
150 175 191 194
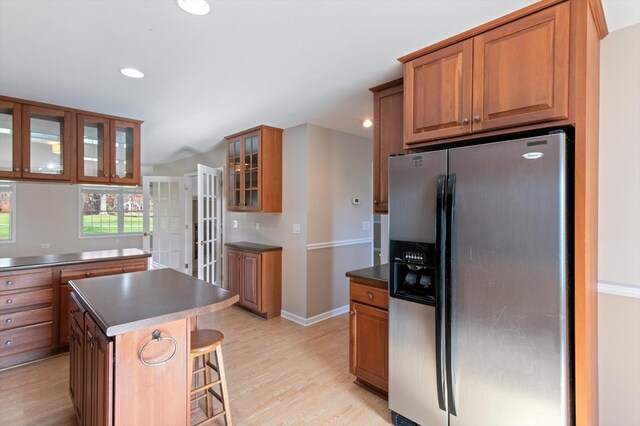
191 329 224 354
189 328 232 425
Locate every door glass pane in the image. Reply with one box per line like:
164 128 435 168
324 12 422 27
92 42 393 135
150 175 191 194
0 110 12 172
83 120 105 178
115 125 134 178
30 115 63 175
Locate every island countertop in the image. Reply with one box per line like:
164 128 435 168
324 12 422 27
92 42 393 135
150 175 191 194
0 248 151 272
225 241 283 252
70 268 239 336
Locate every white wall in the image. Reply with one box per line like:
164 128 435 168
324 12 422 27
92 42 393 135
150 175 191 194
597 23 640 426
0 182 141 258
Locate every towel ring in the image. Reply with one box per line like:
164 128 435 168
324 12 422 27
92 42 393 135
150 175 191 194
139 329 178 367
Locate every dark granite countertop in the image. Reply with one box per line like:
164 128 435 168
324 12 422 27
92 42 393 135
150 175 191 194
225 241 282 252
346 264 389 289
0 248 151 272
70 268 239 337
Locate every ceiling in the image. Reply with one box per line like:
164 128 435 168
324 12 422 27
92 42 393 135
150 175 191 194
1 0 638 166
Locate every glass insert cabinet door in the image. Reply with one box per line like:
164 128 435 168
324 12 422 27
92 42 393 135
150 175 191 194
0 100 21 179
110 119 140 185
22 105 72 180
227 137 242 209
77 114 110 183
243 132 260 210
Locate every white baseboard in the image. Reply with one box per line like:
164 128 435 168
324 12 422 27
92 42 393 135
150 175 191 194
281 305 349 327
598 281 640 298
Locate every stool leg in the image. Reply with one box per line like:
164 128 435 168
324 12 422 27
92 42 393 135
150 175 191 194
204 352 214 418
215 346 232 426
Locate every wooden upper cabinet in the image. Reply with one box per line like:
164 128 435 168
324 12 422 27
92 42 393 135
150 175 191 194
472 2 570 132
22 105 73 181
0 95 142 185
0 100 22 179
226 125 282 212
401 2 570 146
371 79 404 214
404 39 473 144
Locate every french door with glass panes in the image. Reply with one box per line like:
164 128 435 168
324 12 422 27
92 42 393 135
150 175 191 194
197 165 223 285
227 130 260 211
143 177 184 271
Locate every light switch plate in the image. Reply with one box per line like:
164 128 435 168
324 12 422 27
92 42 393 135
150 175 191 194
233 220 238 228
292 223 301 234
255 222 260 231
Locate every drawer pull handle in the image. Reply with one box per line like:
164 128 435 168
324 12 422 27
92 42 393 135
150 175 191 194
5 280 13 287
139 329 178 367
5 318 12 324
85 272 91 277
367 292 373 299
5 340 12 346
5 299 12 305
122 268 127 272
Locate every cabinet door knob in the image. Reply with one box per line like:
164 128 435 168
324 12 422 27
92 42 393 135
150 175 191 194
462 118 469 125
5 318 12 324
23 168 28 172
5 280 13 287
5 299 12 305
104 173 109 178
374 200 379 205
112 174 116 178
473 115 480 122
367 292 373 299
349 310 354 316
4 340 12 346
14 168 20 172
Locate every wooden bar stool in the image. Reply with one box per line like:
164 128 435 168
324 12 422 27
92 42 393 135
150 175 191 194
190 329 232 426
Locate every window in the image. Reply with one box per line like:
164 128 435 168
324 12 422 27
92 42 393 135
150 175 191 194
80 186 143 237
0 183 16 243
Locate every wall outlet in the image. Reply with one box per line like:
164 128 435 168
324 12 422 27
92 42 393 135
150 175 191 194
40 243 45 249
352 197 361 205
255 222 260 231
362 221 371 231
45 243 50 249
292 223 301 234
233 220 238 229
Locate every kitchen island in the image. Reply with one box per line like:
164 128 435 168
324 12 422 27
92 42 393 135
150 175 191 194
69 268 238 426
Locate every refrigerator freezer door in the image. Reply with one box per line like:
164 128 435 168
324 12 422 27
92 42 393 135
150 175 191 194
389 297 448 426
447 134 569 426
389 152 447 243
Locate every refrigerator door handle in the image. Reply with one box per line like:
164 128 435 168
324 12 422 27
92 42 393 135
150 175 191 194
446 174 457 416
435 175 447 411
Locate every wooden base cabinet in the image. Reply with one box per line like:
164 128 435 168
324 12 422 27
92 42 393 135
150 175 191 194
225 247 282 318
0 268 53 369
349 279 389 394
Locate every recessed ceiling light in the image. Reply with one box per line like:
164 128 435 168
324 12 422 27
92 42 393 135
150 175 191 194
177 0 211 16
362 119 373 128
120 68 145 79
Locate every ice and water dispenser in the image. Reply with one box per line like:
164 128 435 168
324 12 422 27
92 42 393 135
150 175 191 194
389 240 436 305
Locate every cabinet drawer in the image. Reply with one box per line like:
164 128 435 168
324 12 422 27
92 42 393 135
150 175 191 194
60 260 147 282
69 291 85 330
0 307 53 331
0 322 52 357
350 283 388 310
0 288 53 312
0 269 52 292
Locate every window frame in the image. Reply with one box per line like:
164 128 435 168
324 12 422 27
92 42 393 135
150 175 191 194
78 185 144 239
0 182 16 244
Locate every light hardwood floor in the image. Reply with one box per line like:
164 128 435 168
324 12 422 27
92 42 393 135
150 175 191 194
0 306 391 425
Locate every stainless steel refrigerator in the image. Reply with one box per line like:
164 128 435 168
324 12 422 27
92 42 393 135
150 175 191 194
388 133 571 426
